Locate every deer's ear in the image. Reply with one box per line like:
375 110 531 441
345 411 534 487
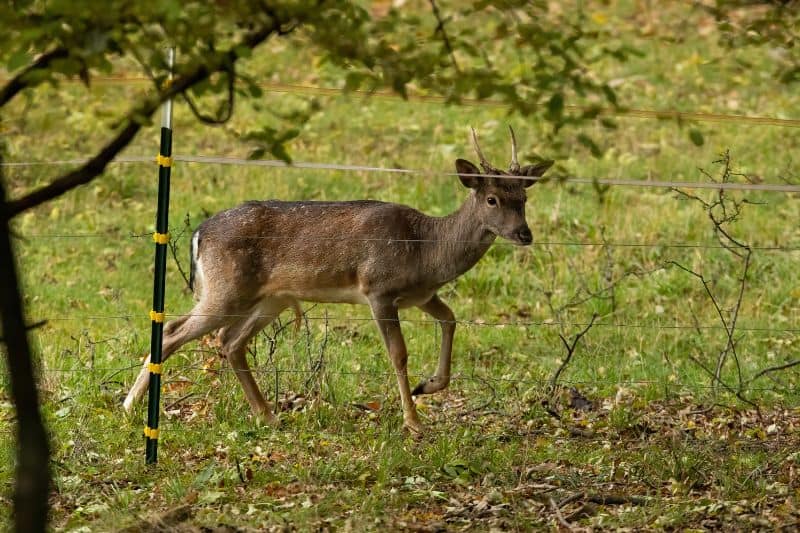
456 159 483 189
518 159 554 187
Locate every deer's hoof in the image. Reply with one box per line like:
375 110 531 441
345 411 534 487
255 409 280 428
404 418 424 437
412 376 449 396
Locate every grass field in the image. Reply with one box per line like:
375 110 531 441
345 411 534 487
2 1 800 530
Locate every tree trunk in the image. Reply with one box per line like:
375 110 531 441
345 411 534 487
0 158 51 532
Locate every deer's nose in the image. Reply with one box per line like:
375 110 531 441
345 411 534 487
516 226 533 245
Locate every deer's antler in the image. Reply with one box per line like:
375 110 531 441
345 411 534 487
469 127 500 175
508 125 521 174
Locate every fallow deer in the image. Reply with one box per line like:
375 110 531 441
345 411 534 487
124 127 553 433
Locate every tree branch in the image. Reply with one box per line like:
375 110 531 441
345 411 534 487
2 23 278 221
429 0 460 73
181 61 236 124
0 47 69 107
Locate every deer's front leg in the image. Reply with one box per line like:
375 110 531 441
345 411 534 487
413 294 455 396
370 298 423 434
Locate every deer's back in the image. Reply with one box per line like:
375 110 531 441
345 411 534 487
194 200 435 305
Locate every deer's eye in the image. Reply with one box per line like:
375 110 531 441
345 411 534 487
487 196 498 207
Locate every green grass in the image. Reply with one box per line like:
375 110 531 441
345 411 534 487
2 1 800 530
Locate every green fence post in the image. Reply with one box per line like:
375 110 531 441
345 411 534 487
145 47 175 464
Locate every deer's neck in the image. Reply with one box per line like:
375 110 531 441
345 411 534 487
422 194 495 284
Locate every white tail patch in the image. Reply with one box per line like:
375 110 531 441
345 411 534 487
191 230 205 298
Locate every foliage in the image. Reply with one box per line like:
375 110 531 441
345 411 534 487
0 1 633 171
2 0 800 531
709 0 800 84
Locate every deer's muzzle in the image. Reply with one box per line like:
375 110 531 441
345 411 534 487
515 226 533 245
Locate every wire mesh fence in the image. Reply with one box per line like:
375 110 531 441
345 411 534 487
4 153 800 193
3 73 799 456
3 76 800 129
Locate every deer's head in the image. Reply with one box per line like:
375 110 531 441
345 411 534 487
456 126 553 245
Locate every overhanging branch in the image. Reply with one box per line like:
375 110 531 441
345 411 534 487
2 24 277 220
0 47 69 107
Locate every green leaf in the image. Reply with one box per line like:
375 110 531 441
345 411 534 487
233 44 252 59
577 133 603 157
547 92 564 118
248 147 266 160
601 84 617 107
600 118 618 129
7 50 32 72
248 82 263 98
193 463 216 486
344 71 365 92
198 490 226 504
270 143 292 163
689 128 704 147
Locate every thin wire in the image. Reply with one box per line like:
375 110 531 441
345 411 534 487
39 364 799 395
4 75 799 128
3 153 799 193
1 156 151 167
15 229 800 252
34 312 800 333
258 81 800 129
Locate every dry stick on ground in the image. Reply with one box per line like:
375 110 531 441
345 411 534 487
164 392 197 412
549 497 579 531
558 492 649 508
455 373 498 417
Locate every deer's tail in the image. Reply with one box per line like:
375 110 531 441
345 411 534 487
189 229 200 294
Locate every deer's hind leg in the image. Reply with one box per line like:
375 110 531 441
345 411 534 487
218 297 292 423
123 310 231 412
412 294 455 396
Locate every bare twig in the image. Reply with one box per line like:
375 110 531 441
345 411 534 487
686 353 758 411
165 392 197 411
549 497 577 531
548 314 598 392
456 374 497 416
669 152 757 400
667 259 749 393
747 359 800 385
181 61 236 124
168 213 193 291
304 310 329 393
428 0 460 73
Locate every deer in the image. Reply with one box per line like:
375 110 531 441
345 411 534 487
123 126 553 434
